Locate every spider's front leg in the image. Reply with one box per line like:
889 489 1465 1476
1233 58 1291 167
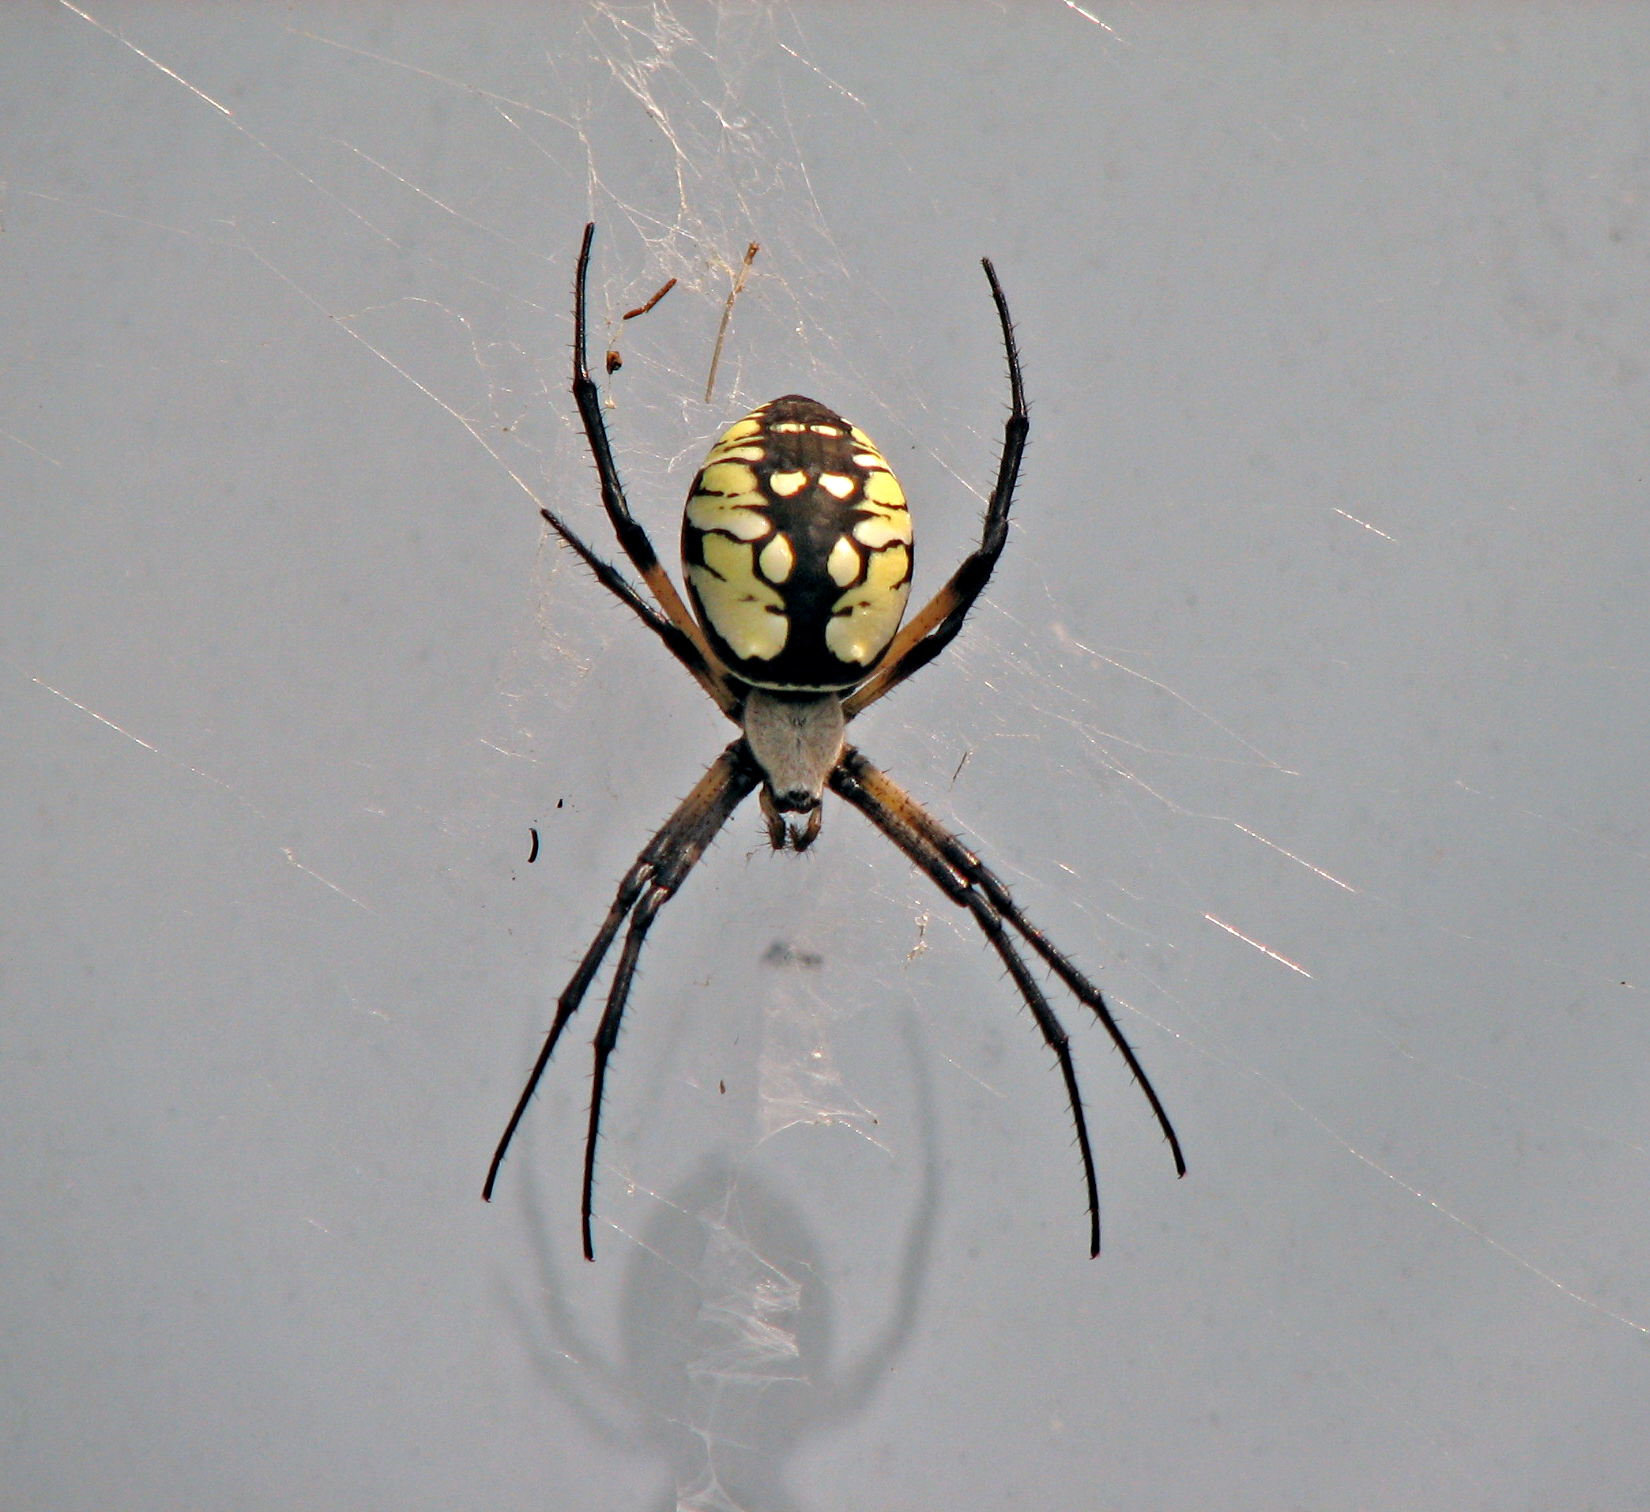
484 741 758 1250
829 745 1184 1256
840 748 1186 1181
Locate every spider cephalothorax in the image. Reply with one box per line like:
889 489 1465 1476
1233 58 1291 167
484 223 1184 1259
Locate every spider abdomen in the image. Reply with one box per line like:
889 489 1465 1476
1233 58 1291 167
682 395 912 691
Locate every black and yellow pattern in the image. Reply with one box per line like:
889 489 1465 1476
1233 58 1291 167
681 395 912 691
492 226 1183 1261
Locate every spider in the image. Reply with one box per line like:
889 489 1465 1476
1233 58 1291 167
484 223 1185 1259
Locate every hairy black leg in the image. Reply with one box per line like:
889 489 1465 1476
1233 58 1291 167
835 748 1184 1177
578 884 667 1259
538 507 718 701
568 223 735 714
830 746 1184 1254
484 741 758 1217
845 257 1027 719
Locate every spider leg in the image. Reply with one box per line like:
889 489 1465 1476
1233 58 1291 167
578 878 669 1260
830 746 1183 1255
569 222 738 715
844 258 1027 720
483 739 759 1244
838 749 1185 1180
539 507 733 714
828 749 1101 1253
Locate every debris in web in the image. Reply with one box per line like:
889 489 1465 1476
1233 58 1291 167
705 241 760 404
606 275 679 372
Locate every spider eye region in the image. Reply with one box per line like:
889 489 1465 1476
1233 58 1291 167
682 395 912 690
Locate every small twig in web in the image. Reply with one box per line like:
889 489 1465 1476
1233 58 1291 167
622 276 677 322
605 275 679 373
704 241 760 404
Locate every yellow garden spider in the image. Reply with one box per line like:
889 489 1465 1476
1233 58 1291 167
484 223 1185 1258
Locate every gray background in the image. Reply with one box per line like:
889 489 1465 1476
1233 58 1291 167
4 4 1648 1509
